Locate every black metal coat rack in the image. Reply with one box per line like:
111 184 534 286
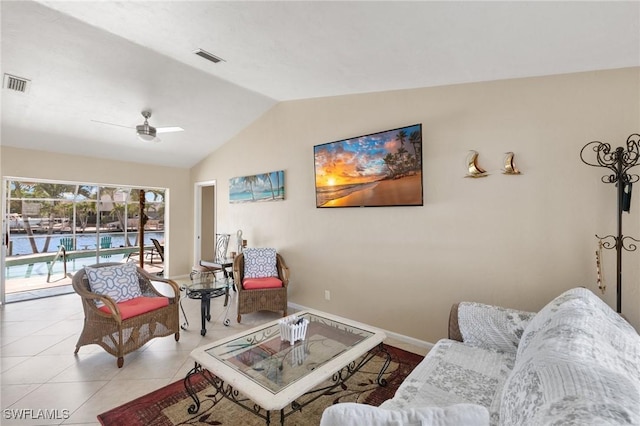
580 134 640 313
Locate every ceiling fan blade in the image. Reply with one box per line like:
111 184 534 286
91 119 134 129
156 126 184 134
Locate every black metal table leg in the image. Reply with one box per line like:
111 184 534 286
200 296 209 336
180 287 190 330
223 285 230 307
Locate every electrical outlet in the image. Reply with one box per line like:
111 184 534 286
325 290 331 301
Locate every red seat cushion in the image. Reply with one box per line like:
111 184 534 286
98 296 169 320
243 277 283 290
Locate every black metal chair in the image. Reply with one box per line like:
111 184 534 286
190 233 230 280
151 238 164 274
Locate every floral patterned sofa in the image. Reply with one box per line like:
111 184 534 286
320 287 640 426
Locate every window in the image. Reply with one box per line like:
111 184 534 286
3 179 166 299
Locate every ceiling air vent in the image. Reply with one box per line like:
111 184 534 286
194 49 224 64
3 74 30 93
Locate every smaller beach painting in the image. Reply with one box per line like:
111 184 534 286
230 170 285 204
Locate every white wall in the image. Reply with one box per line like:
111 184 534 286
192 68 640 342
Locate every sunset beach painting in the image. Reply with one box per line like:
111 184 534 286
314 124 423 208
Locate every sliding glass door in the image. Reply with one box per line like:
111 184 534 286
2 178 166 303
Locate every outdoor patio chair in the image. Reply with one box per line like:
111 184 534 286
233 248 289 323
150 238 165 273
72 262 180 367
100 235 112 258
59 237 74 252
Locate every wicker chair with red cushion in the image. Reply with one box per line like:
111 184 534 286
72 262 180 367
233 249 290 323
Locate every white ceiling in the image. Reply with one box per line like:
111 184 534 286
2 1 639 168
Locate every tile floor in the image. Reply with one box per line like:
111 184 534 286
1 279 428 425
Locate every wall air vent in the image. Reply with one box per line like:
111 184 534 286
3 74 30 93
194 49 224 64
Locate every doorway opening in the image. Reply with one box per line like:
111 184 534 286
194 180 216 265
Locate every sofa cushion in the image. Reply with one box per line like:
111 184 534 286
243 276 283 290
458 302 535 353
98 296 169 320
500 287 640 425
85 262 142 305
380 339 516 425
320 403 490 426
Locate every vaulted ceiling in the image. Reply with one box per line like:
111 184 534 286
2 1 639 168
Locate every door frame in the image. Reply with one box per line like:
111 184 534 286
193 179 217 265
1 177 7 305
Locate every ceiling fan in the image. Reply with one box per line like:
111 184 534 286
92 110 184 142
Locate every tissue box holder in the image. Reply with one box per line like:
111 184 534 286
279 315 309 345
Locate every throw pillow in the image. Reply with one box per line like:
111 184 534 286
500 287 640 425
244 247 278 278
319 403 490 426
458 302 536 353
85 262 142 305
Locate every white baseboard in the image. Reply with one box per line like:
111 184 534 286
288 302 435 351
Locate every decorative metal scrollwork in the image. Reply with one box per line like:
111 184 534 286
185 363 211 414
595 234 617 250
622 236 640 252
596 234 640 252
580 134 640 185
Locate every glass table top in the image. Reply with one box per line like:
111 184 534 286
203 312 375 393
186 276 232 292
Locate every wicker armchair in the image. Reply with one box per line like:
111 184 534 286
72 262 180 367
233 252 289 323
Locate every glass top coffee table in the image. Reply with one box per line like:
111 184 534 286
185 309 389 425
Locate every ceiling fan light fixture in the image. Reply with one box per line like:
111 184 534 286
136 110 157 142
136 124 157 142
137 132 156 142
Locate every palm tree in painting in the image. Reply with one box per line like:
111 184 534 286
396 129 407 146
396 145 409 175
396 130 409 174
244 175 259 201
409 130 422 170
261 173 276 200
274 172 282 198
383 153 399 178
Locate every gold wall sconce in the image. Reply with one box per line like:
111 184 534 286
502 152 521 175
464 150 489 178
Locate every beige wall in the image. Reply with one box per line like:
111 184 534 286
0 146 193 276
2 68 639 343
192 68 640 342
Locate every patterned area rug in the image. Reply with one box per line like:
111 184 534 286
98 344 423 426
